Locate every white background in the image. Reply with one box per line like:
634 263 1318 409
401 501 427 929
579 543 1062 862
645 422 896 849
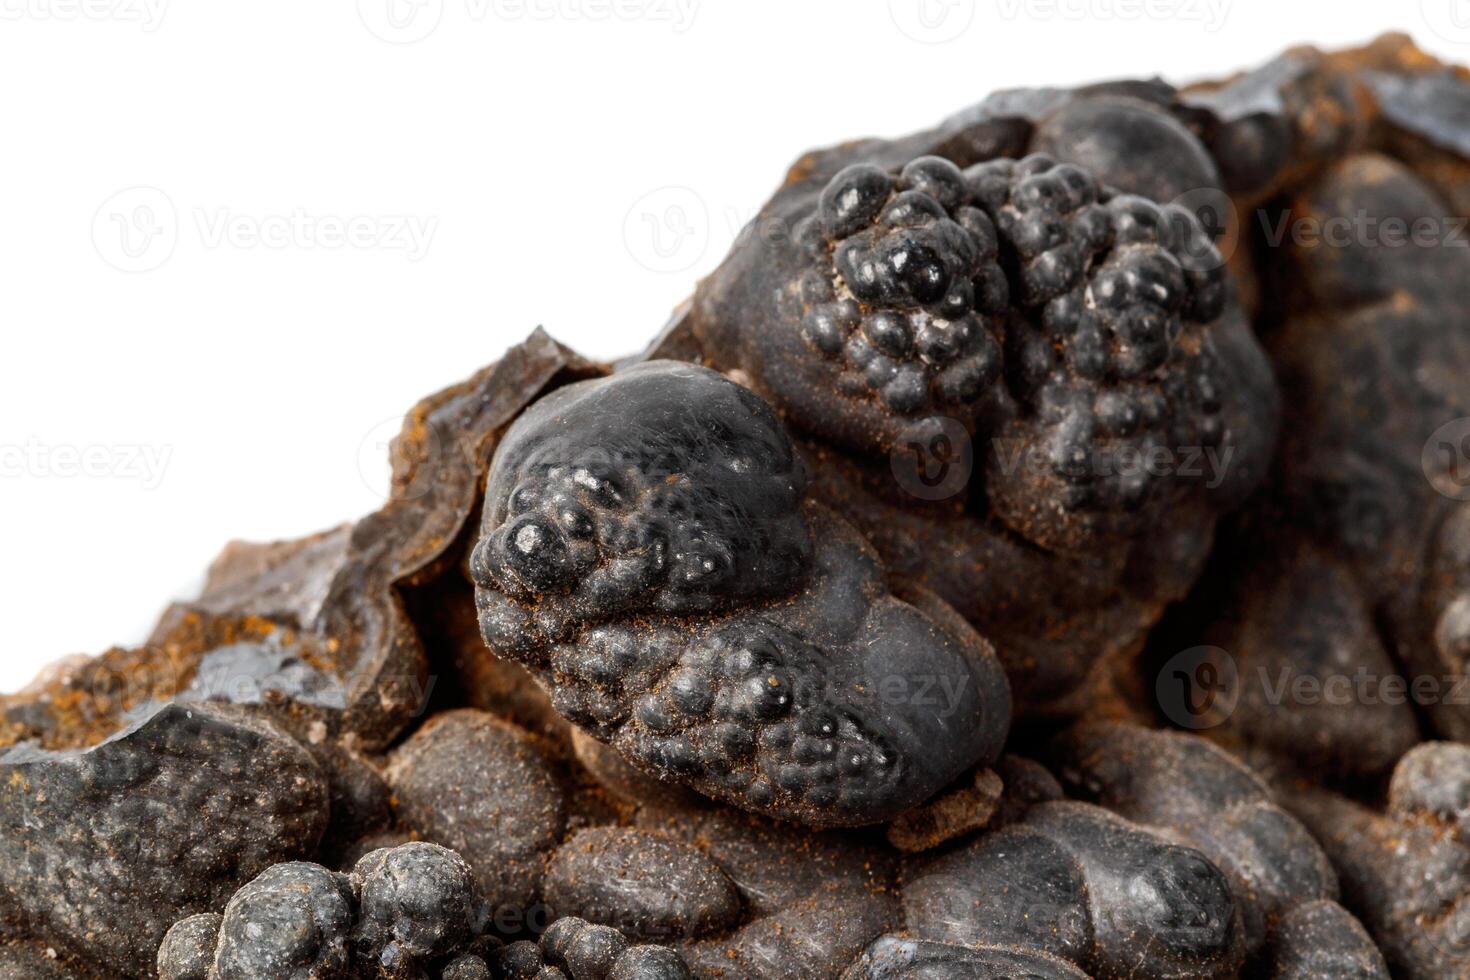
0 2 1460 692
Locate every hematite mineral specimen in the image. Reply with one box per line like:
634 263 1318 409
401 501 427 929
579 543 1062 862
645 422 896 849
468 361 1012 826
1 703 329 978
3 32 1470 979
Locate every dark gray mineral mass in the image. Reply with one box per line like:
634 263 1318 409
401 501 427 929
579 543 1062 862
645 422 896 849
4 32 1470 980
469 360 1010 826
0 702 329 978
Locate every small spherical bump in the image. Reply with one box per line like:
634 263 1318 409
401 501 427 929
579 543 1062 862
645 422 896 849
802 308 848 358
558 505 596 541
495 940 545 980
1025 242 1084 301
899 156 966 211
881 190 948 229
502 515 574 591
354 842 481 964
841 747 870 776
697 742 735 774
608 946 694 980
1049 430 1092 480
843 331 878 369
1016 152 1058 177
565 923 629 979
1004 208 1058 255
722 650 754 680
775 763 810 793
820 164 894 238
830 297 861 326
870 744 895 770
937 279 974 319
1014 171 1058 210
863 353 899 388
1138 250 1186 308
1043 292 1085 337
747 779 774 806
1071 202 1114 252
734 670 792 721
1052 163 1096 205
646 736 699 775
863 311 912 357
1094 390 1143 435
914 318 965 365
799 268 835 305
835 241 886 303
571 464 627 508
882 364 928 413
509 483 540 514
798 709 837 737
1111 195 1164 243
795 215 828 257
957 206 998 254
793 735 836 765
764 721 796 750
1133 847 1237 960
540 917 585 966
1115 303 1168 346
882 237 950 304
157 913 221 980
588 629 640 672
1068 325 1109 380
963 159 1016 211
443 954 494 980
668 669 713 718
636 694 681 734
213 863 355 980
672 540 731 589
559 648 617 691
716 722 755 759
